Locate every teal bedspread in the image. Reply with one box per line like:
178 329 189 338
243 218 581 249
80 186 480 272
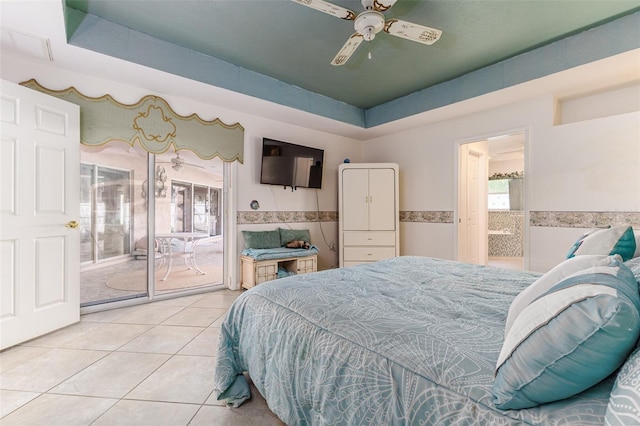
214 256 614 425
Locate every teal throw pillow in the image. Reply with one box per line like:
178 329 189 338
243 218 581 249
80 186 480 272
504 255 613 335
242 230 281 249
279 228 311 246
567 225 636 261
493 255 640 409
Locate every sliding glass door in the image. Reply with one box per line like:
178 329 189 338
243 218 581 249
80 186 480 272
79 142 224 308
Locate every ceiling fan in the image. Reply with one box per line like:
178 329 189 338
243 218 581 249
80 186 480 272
291 0 442 66
159 152 204 172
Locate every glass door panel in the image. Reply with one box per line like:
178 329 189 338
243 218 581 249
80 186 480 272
155 149 225 295
193 185 209 234
170 181 192 233
210 188 221 236
80 164 94 263
79 142 148 307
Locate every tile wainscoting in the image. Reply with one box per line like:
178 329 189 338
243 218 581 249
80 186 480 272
489 211 524 257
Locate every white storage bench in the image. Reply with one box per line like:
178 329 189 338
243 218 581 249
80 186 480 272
241 253 317 289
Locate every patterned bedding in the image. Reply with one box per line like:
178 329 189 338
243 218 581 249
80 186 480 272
214 256 614 425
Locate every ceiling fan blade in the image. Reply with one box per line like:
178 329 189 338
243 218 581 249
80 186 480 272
159 160 204 170
384 19 442 45
331 33 364 66
373 0 397 12
291 0 356 20
185 162 205 169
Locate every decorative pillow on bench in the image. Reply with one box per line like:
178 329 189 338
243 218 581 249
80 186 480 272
242 230 281 249
279 228 311 246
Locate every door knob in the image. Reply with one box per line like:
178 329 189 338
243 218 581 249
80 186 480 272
65 220 79 229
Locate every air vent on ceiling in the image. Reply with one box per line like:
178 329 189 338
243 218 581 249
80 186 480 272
1 28 53 61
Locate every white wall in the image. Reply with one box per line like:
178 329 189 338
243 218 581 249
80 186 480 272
363 91 640 272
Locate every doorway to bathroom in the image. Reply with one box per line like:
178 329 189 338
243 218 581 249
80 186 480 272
457 132 526 270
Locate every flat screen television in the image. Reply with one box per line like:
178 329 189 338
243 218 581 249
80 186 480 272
260 138 324 189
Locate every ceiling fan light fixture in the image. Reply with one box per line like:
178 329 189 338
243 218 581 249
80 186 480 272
354 10 384 40
363 26 375 41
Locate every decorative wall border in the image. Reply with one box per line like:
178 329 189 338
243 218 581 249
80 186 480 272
530 211 640 228
400 211 454 224
237 210 640 228
237 211 337 225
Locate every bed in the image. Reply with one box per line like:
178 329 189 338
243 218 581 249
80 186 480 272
214 255 640 425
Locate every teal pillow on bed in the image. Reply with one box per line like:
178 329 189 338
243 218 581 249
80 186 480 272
567 226 636 261
493 255 640 410
504 255 613 335
279 228 311 246
605 347 640 426
242 230 281 249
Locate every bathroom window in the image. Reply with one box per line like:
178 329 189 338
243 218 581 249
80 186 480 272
488 179 510 210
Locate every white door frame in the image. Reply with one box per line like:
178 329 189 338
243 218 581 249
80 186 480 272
223 161 238 290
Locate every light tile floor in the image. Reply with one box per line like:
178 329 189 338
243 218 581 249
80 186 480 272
487 256 524 270
0 289 285 426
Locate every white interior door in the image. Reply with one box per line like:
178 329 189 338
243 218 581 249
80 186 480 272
1 80 80 350
466 151 480 264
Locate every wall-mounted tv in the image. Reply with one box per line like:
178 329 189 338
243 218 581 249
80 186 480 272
260 138 324 190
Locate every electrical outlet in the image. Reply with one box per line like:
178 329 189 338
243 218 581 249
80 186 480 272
329 241 336 252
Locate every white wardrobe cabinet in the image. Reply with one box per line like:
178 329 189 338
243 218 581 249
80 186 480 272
339 163 399 267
